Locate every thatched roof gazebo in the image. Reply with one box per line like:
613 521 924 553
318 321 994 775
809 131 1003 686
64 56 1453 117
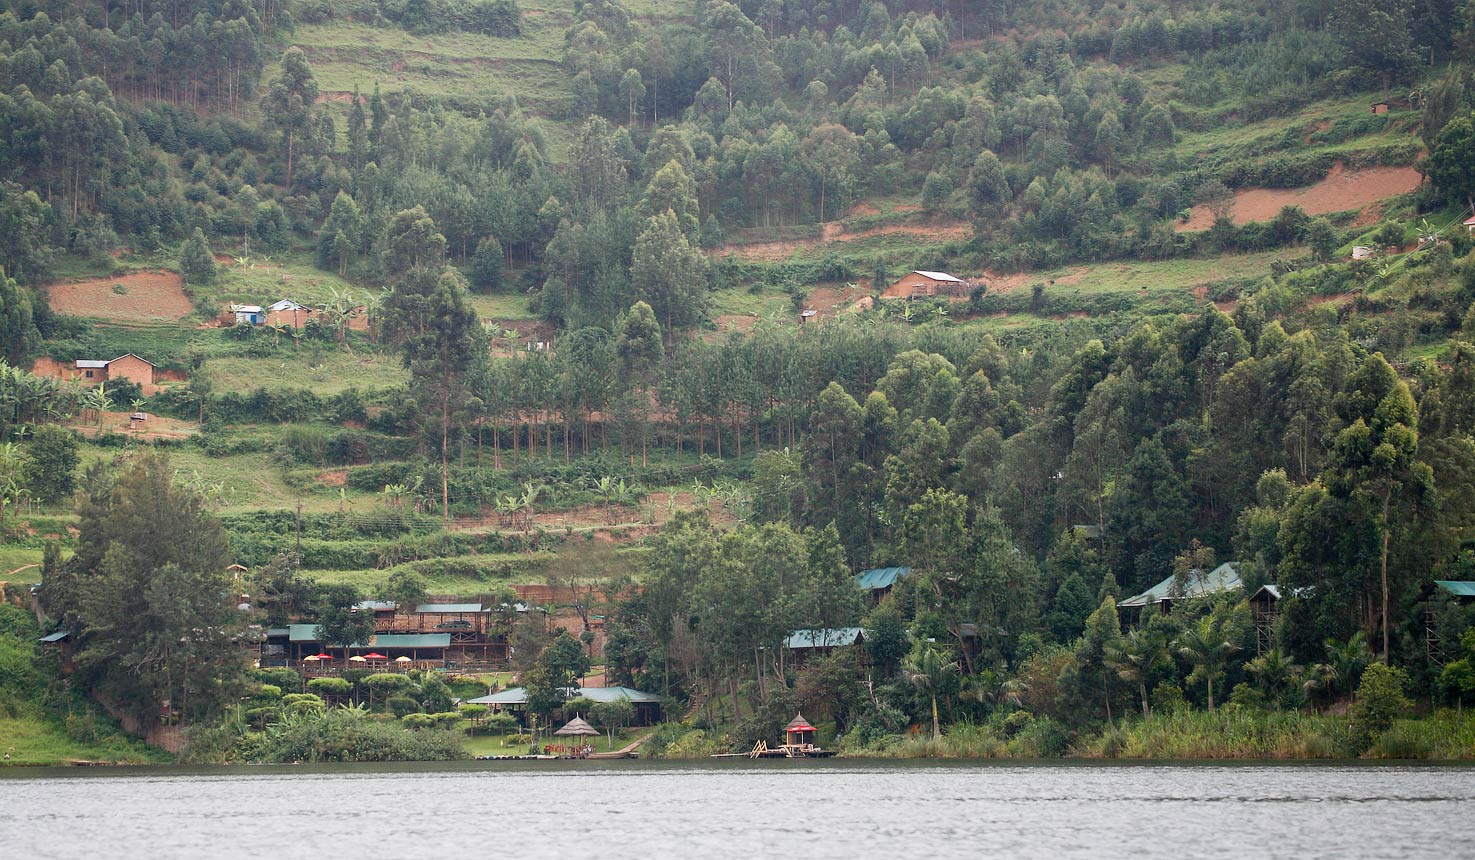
554 716 600 756
554 716 600 738
784 713 817 748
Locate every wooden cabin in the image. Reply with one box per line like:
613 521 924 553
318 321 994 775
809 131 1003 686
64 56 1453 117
1248 584 1282 655
1424 581 1475 666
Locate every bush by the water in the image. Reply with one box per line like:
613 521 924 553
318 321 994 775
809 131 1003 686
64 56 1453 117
241 706 465 763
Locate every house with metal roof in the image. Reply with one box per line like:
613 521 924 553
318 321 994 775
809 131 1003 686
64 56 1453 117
467 685 663 725
1121 562 1242 616
884 270 970 300
784 627 867 666
855 567 909 591
1433 581 1475 601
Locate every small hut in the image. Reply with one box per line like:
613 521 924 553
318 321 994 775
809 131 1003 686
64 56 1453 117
784 713 817 749
554 716 601 756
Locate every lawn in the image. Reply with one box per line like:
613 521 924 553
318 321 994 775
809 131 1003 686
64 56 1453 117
305 549 556 595
708 287 792 319
1172 90 1419 160
1006 250 1290 296
467 292 540 321
205 252 365 311
203 351 409 396
462 725 650 757
0 710 167 766
75 442 379 514
0 545 46 577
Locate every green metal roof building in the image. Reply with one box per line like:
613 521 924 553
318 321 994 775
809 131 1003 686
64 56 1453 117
1433 580 1475 600
1120 562 1242 611
855 567 910 591
785 627 866 650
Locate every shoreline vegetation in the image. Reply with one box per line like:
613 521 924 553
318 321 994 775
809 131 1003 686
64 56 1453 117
638 709 1475 763
11 0 1475 776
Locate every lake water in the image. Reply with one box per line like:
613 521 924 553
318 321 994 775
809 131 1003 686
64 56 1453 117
2 760 1473 860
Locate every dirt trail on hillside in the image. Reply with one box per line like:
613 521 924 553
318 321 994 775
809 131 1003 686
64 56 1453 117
48 270 193 321
1177 164 1422 231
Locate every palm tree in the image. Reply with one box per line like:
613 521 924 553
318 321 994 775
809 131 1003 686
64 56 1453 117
1304 632 1372 705
1245 648 1301 709
904 645 958 739
1175 608 1240 710
1106 626 1166 718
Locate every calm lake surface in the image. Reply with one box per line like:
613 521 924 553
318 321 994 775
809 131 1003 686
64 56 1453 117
2 760 1473 859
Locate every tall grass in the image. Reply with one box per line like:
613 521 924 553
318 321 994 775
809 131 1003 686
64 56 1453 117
1368 711 1475 760
1078 709 1357 759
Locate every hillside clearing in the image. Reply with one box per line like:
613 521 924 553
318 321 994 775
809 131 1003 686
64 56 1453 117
48 270 193 322
1176 164 1423 231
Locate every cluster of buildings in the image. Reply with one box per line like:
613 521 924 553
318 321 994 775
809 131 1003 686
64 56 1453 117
228 299 316 327
261 600 514 669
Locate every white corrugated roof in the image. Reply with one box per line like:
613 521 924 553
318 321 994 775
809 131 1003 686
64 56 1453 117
912 270 963 282
269 299 305 311
75 360 108 368
233 305 263 313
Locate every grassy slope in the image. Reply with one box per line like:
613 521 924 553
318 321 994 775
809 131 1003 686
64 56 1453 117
0 711 167 766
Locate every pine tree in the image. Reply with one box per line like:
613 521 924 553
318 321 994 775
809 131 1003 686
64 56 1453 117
630 210 708 330
470 236 505 292
179 228 217 285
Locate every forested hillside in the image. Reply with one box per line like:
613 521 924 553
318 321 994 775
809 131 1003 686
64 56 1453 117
5 0 1475 760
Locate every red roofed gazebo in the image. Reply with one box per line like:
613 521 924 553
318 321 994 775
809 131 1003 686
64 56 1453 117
784 713 817 748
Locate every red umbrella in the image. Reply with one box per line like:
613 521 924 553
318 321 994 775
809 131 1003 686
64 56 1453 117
362 652 387 660
310 653 334 660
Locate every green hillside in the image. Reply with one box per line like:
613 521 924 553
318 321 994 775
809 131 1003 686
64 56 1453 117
5 0 1475 761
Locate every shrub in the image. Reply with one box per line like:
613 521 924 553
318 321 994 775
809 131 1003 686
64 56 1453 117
401 713 434 729
242 707 466 762
281 693 326 713
1350 663 1413 750
307 677 353 700
254 667 303 693
246 706 281 728
387 695 422 718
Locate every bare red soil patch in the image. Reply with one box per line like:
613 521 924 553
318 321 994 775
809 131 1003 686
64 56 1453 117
712 314 759 334
1176 164 1422 232
980 270 1036 294
49 270 193 322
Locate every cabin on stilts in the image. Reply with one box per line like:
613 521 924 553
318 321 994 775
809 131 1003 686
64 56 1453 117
1424 581 1475 666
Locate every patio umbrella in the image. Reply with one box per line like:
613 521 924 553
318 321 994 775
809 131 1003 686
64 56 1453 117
363 653 387 660
302 655 319 662
349 655 367 663
394 656 413 664
310 653 334 660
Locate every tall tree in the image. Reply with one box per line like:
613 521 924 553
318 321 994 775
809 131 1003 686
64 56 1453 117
1328 356 1434 659
63 453 246 724
630 210 708 330
263 47 319 189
